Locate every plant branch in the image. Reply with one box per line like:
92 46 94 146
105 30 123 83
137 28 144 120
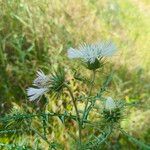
0 112 75 122
82 70 96 124
64 83 82 147
31 127 51 146
120 128 150 149
85 71 114 119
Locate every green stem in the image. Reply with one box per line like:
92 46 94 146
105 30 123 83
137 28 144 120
64 84 82 147
82 70 96 124
31 127 51 146
85 71 114 119
0 112 77 122
120 128 150 149
41 113 47 138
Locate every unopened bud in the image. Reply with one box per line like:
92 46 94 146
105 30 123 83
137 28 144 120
105 97 116 111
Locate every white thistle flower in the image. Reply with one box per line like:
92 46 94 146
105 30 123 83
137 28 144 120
68 41 116 64
33 70 50 87
27 87 49 101
105 97 116 111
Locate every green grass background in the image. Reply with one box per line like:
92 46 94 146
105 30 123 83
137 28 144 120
0 0 150 149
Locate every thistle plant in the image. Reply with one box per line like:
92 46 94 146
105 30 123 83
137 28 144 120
0 41 149 150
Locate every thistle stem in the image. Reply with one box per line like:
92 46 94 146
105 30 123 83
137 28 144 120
82 70 96 124
64 84 82 147
31 127 51 146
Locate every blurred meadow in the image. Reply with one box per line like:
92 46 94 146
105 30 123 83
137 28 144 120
0 0 150 149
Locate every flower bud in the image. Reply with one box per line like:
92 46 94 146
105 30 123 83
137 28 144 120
105 97 116 111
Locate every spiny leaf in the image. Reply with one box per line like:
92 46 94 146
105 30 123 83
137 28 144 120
120 128 150 150
84 127 112 149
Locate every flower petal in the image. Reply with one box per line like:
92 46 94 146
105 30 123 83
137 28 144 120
27 87 49 101
68 48 83 59
33 70 50 87
100 41 117 56
105 97 116 110
67 41 117 64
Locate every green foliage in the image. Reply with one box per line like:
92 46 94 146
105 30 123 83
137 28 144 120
0 67 149 149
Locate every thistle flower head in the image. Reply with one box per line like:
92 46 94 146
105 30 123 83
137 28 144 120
68 41 116 68
27 70 50 101
27 68 65 101
105 97 116 111
27 87 49 101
